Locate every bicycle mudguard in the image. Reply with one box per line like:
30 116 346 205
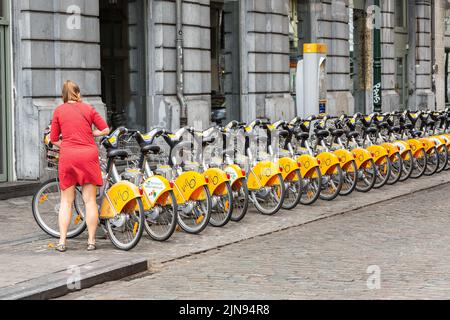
173 171 208 204
418 137 436 153
393 141 411 158
407 138 426 157
436 134 450 148
141 175 173 210
429 136 445 149
333 149 355 170
295 154 320 178
380 142 399 157
204 168 230 196
100 181 142 219
439 134 450 147
247 161 281 190
351 148 373 169
277 157 300 181
366 145 389 165
316 152 340 176
224 164 246 191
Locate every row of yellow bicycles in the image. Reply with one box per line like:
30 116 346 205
33 109 450 250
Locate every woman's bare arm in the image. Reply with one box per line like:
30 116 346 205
93 127 110 137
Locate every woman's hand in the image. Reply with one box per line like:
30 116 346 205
93 127 110 137
52 140 62 148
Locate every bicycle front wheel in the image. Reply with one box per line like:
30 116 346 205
105 198 145 251
32 178 86 239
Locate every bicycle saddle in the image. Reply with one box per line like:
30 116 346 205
364 127 378 134
315 129 330 138
141 144 161 155
329 128 345 137
295 132 310 141
107 149 129 159
347 131 359 139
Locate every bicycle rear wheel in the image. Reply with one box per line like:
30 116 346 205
436 144 448 173
105 198 145 251
373 155 391 189
319 165 343 201
387 152 402 185
177 185 212 234
209 181 233 227
32 178 86 239
399 150 413 182
410 148 427 179
340 160 357 196
144 190 178 241
355 159 376 192
251 173 285 215
230 180 249 222
424 146 439 176
300 167 321 205
282 170 302 210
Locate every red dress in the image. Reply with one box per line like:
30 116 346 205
50 102 108 190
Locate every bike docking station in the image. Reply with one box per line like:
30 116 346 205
296 43 328 118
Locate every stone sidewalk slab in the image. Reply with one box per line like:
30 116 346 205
0 171 449 299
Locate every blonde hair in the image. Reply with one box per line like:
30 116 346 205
62 80 82 103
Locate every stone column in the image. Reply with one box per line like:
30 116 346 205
380 0 399 111
408 0 435 110
12 0 104 180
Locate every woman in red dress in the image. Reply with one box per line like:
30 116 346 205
50 81 110 252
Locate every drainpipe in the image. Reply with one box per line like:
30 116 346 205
176 0 187 125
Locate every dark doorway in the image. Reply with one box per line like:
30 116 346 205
210 0 241 125
99 0 147 131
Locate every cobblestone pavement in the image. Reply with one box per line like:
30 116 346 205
60 182 450 300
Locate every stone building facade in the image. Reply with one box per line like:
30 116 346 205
0 0 449 182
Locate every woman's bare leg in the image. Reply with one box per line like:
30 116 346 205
82 184 99 245
59 186 76 245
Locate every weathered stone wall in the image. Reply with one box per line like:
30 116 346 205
150 0 211 130
12 0 104 180
310 0 354 115
433 0 446 109
241 0 295 122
